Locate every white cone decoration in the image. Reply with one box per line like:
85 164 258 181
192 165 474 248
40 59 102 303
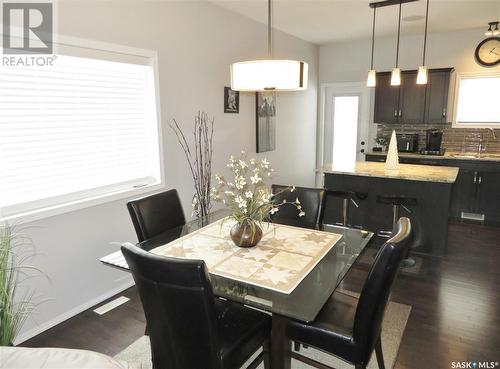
385 130 400 170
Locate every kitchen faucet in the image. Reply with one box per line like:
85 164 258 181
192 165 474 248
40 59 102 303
486 127 497 141
478 128 498 156
478 133 485 156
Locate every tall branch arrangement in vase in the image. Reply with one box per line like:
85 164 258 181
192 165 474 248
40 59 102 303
169 111 214 219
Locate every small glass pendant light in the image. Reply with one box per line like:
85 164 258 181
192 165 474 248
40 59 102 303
390 1 403 86
391 68 401 86
416 66 428 84
367 70 377 87
367 6 377 87
417 0 430 85
492 22 499 36
485 22 493 36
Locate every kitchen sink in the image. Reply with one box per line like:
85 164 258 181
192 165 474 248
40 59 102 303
449 153 500 160
450 154 479 159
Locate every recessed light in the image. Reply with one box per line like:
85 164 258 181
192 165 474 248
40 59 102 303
403 15 424 22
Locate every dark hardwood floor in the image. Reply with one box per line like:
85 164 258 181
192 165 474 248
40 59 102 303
22 220 500 369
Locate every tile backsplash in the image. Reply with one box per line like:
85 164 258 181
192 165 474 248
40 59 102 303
376 123 500 153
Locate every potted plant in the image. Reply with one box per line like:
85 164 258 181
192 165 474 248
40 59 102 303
211 152 304 248
0 224 39 346
374 136 388 152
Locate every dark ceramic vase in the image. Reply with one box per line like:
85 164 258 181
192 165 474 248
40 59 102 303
230 222 262 248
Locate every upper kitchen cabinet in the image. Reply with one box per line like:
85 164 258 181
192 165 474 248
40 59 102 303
399 70 427 124
373 72 400 124
424 68 452 124
373 68 453 125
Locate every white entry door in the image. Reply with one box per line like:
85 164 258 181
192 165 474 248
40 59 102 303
316 83 371 185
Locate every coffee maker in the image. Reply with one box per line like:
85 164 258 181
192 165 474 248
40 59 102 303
422 129 444 155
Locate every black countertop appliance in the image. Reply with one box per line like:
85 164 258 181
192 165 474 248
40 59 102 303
396 133 419 152
426 129 443 151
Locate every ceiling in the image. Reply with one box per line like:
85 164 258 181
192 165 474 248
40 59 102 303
209 0 500 45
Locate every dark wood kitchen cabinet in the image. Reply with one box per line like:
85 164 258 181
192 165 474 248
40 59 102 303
373 68 453 125
477 171 500 220
446 160 500 220
399 71 427 124
373 72 399 124
449 168 478 216
425 69 451 124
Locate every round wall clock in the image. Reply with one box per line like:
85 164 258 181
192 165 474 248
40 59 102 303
475 37 500 67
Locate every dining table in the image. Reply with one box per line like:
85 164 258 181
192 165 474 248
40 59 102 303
100 209 373 369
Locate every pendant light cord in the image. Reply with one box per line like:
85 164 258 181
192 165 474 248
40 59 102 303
422 0 429 65
268 0 273 59
395 0 402 67
370 7 376 69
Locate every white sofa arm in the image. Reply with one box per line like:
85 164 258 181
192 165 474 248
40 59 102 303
0 347 140 369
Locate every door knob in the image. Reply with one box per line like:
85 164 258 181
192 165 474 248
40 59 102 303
361 141 365 145
360 149 365 153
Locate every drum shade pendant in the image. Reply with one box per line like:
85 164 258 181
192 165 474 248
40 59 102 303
367 6 377 87
230 0 308 91
417 0 430 85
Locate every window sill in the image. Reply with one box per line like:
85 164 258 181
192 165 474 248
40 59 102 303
452 122 500 129
1 182 166 225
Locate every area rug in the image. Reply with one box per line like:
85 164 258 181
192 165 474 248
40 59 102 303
114 299 411 369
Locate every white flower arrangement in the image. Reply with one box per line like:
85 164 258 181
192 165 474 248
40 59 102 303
211 152 304 230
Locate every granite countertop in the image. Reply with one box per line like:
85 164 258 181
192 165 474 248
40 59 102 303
366 150 500 162
322 161 459 183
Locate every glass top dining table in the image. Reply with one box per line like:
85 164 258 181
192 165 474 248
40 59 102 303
102 209 373 324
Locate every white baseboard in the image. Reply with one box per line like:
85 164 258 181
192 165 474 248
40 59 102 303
13 277 135 345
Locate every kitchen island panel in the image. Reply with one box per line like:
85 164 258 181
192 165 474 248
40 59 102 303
324 172 454 256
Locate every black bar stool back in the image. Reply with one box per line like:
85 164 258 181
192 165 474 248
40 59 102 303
271 185 325 229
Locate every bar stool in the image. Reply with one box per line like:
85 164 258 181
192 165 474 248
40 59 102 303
326 190 360 227
376 195 418 268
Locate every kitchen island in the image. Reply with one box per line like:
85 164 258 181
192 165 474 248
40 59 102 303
322 161 459 256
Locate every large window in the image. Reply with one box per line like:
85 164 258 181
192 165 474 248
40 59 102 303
0 41 163 220
454 72 500 127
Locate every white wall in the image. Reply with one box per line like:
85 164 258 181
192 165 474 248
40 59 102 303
320 27 500 83
16 1 319 343
319 27 500 146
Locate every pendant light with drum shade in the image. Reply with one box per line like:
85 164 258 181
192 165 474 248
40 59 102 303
391 1 403 86
417 0 430 84
367 6 377 87
230 0 308 91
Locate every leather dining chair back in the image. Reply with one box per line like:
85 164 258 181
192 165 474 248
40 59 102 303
271 185 325 229
127 189 186 242
122 244 221 369
352 217 412 365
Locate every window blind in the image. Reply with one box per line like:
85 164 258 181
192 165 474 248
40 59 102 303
0 53 161 218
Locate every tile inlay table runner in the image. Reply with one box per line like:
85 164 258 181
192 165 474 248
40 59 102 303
150 218 343 294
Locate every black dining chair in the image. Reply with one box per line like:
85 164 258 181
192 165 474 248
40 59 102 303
127 189 186 242
271 185 325 229
287 217 412 369
121 243 271 369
